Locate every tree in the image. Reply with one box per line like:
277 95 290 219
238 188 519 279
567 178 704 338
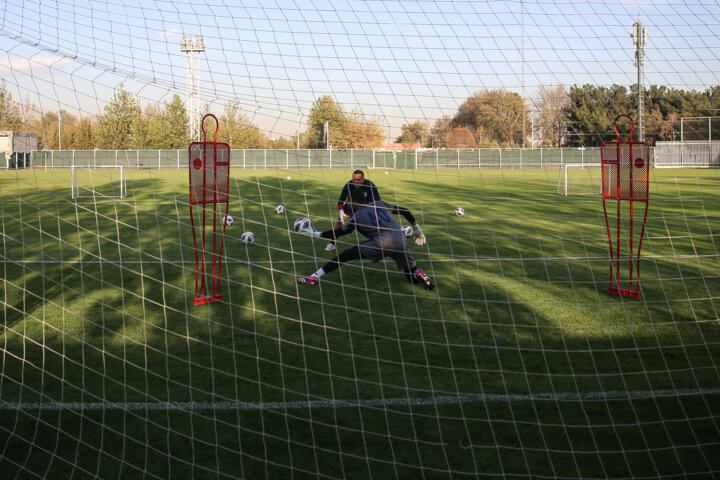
94 85 143 149
564 84 632 146
219 101 266 149
270 137 296 149
299 96 384 149
337 110 384 149
532 85 569 147
71 116 95 149
135 104 157 149
447 126 476 148
160 95 190 148
0 80 23 130
30 111 60 150
453 89 526 147
564 83 720 146
303 95 346 148
143 95 190 149
395 121 430 146
60 111 95 149
428 115 453 148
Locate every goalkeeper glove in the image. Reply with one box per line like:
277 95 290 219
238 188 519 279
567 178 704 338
338 207 347 225
302 226 321 237
412 224 426 246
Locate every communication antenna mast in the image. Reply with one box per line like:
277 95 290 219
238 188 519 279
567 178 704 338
632 20 648 142
181 35 205 142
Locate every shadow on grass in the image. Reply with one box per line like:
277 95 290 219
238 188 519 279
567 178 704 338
1 168 719 479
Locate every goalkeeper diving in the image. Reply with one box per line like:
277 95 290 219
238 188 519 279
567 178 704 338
296 188 435 290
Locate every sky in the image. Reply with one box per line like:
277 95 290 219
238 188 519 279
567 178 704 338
1 0 719 139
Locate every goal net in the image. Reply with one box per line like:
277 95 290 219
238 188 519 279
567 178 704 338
1 2 719 479
557 163 602 195
70 165 127 199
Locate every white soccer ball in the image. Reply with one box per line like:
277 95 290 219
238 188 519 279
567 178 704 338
286 176 291 180
454 207 465 217
223 215 234 226
294 217 311 233
401 224 413 237
275 205 285 215
240 231 255 245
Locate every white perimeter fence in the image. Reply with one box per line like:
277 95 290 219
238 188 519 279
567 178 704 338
654 141 720 167
12 144 720 170
23 147 605 170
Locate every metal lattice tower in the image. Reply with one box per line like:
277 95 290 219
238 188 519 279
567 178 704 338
180 35 205 142
632 20 647 142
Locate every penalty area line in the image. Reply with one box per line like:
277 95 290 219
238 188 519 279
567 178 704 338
2 388 719 412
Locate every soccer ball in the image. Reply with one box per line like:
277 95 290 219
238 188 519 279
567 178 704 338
240 231 255 245
401 224 413 237
454 207 465 217
275 205 285 215
223 215 234 226
294 217 312 233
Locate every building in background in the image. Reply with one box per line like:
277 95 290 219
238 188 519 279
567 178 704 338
0 131 39 169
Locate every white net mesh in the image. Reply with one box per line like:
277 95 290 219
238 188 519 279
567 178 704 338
1 1 719 478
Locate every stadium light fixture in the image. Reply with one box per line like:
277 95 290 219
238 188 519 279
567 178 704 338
632 20 648 142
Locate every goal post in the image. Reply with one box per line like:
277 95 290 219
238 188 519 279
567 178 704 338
70 165 127 199
557 163 602 195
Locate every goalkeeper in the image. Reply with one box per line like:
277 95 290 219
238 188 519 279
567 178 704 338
297 188 434 290
325 169 381 251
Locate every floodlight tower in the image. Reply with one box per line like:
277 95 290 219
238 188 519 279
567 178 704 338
632 20 648 142
181 35 205 142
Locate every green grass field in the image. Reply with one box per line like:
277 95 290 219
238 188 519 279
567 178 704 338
1 167 719 478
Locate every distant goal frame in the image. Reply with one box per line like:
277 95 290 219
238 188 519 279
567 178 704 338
558 162 602 196
70 165 127 199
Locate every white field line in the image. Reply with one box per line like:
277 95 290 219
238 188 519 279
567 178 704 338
2 388 718 411
2 252 719 266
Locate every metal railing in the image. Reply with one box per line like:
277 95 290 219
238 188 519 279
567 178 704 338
654 141 720 167
26 147 609 170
